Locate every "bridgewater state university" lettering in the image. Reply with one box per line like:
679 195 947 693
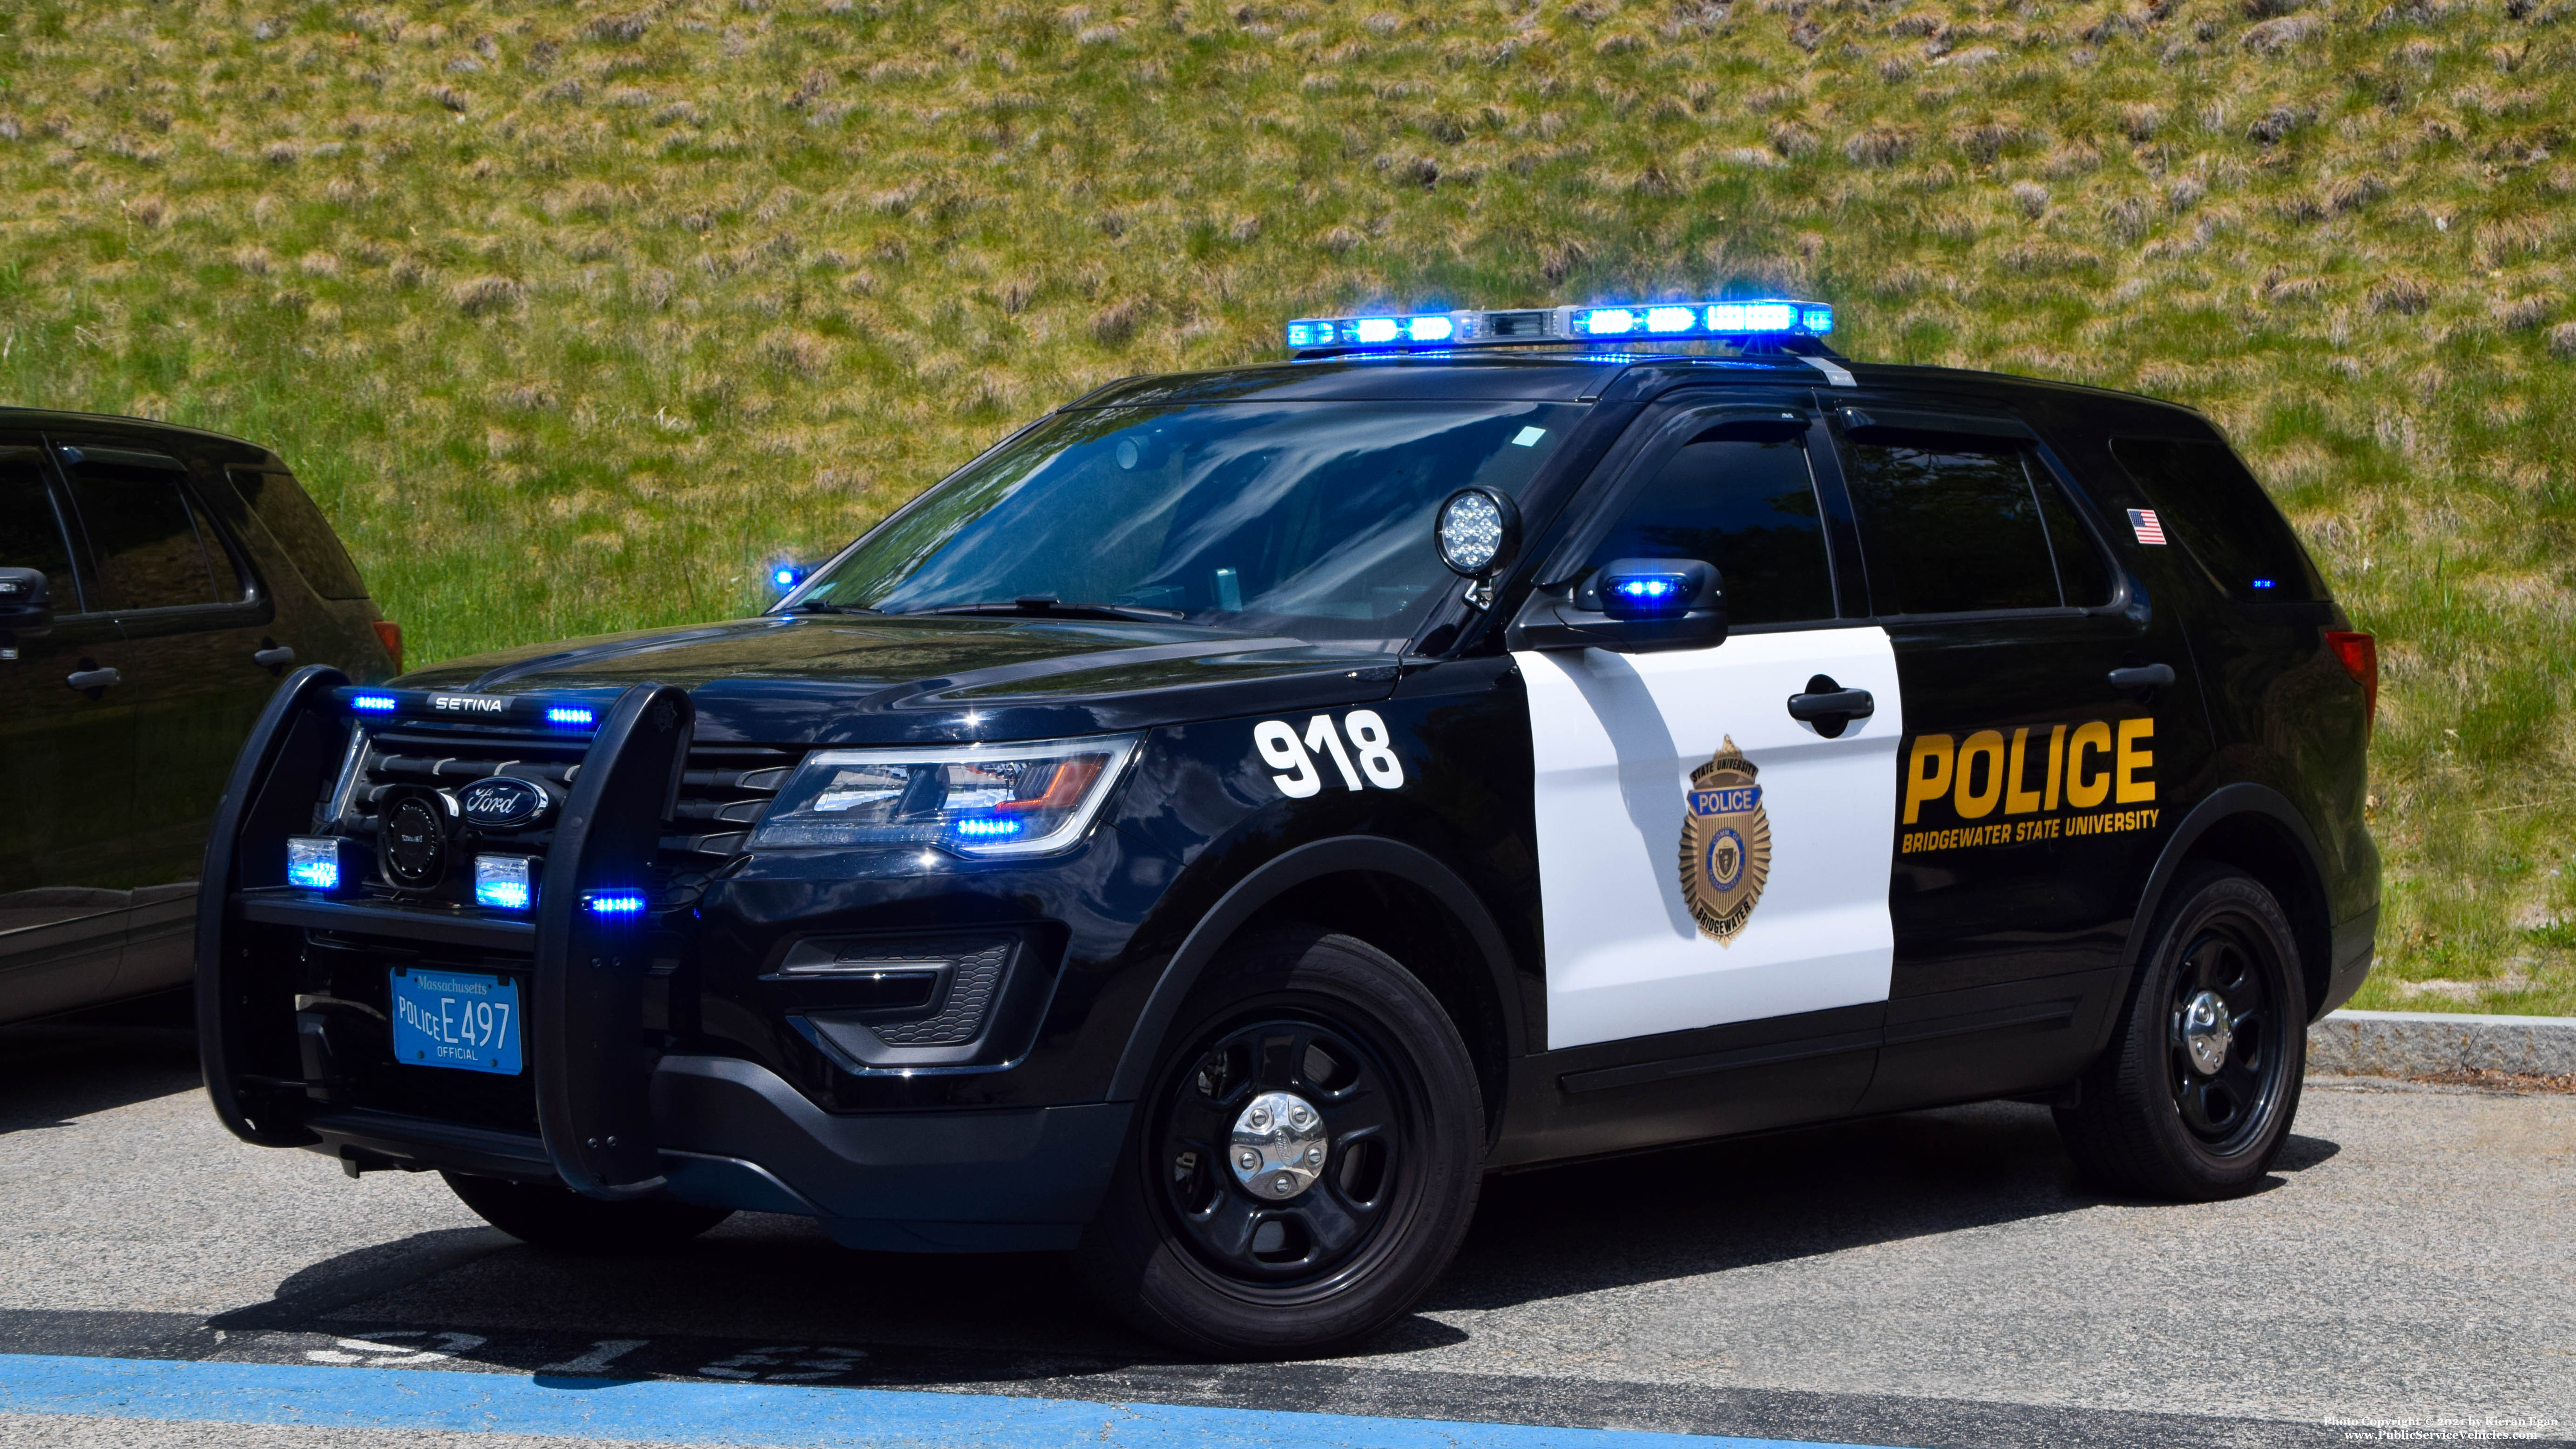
1897 718 2158 855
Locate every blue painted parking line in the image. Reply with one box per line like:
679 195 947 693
0 1353 1915 1449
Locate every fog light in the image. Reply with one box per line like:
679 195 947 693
287 836 344 892
474 854 537 910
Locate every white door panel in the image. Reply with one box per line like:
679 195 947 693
1520 628 1904 1050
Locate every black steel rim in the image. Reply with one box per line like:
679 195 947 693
1152 1007 1418 1293
2165 909 2287 1153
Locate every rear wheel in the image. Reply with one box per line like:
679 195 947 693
441 1171 733 1253
2055 865 2306 1200
1076 927 1483 1358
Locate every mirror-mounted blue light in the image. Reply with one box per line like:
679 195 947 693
351 694 398 713
1288 299 1833 354
771 563 804 591
1604 572 1694 613
583 890 649 917
545 705 595 727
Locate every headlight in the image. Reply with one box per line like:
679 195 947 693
748 735 1142 857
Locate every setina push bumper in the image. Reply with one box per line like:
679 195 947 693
196 666 1127 1252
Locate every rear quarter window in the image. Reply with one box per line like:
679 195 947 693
2109 438 2328 603
229 467 370 600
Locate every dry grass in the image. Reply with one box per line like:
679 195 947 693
3 0 2574 1011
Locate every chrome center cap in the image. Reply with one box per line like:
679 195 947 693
1230 1090 1328 1201
2179 990 2234 1076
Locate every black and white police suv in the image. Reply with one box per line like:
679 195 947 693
199 299 2379 1356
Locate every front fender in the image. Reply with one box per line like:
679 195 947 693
1105 834 1524 1101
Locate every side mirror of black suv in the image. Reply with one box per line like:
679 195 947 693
0 566 54 638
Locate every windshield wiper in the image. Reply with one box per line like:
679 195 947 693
901 597 1200 625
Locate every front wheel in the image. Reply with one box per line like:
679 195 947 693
1076 927 1483 1358
441 1171 733 1253
2055 865 2307 1200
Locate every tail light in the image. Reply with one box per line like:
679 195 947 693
373 619 404 675
2326 630 2376 732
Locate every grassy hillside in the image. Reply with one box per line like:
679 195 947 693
3 0 2572 1012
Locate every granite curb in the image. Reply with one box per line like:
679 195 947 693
2307 1008 2576 1078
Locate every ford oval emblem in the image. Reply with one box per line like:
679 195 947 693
457 776 550 830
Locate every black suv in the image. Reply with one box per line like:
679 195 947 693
198 301 2376 1358
1 410 397 1025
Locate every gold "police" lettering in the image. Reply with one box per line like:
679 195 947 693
1904 718 2154 826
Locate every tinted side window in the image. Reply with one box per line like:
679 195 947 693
59 445 222 611
231 468 369 599
1842 435 2059 615
0 445 81 612
1581 423 1836 626
2035 475 2115 608
2111 437 2327 602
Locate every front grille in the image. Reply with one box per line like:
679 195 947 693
325 719 802 909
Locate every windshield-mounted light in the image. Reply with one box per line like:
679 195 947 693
748 735 1142 858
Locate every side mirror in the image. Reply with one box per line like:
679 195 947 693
1434 487 1522 608
1508 557 1728 654
0 567 54 639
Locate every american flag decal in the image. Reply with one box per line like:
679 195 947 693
2128 508 2168 545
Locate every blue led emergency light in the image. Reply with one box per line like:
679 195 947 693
583 891 649 917
352 694 398 713
1604 570 1694 614
474 855 536 910
287 836 344 891
1286 299 1832 355
546 705 595 726
951 817 1024 840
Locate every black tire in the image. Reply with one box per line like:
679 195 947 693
1076 926 1483 1359
2055 865 2307 1200
441 1171 733 1253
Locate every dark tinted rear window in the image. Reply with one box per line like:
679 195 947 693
0 445 80 611
1841 433 2102 616
2110 438 2327 602
59 445 226 611
231 468 369 599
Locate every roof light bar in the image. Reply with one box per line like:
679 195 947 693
1285 300 1832 355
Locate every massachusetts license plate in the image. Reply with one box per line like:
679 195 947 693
389 968 523 1075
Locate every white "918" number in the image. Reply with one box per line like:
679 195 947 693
1255 711 1405 797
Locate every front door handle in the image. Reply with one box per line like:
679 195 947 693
252 644 297 670
1786 675 1875 738
2108 663 2176 691
66 665 122 695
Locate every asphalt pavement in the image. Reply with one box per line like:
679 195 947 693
2 995 2569 1449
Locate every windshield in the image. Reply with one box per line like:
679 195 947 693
786 400 1583 644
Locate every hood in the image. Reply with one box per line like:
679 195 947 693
393 614 1403 743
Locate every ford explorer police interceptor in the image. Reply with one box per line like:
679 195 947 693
197 299 2379 1357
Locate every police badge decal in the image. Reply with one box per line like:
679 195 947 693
1680 736 1771 944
